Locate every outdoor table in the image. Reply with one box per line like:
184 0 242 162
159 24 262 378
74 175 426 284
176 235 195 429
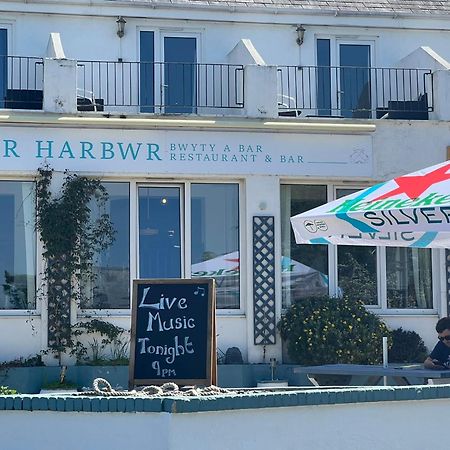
293 364 450 386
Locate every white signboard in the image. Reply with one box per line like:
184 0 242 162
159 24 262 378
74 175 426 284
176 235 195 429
0 126 373 177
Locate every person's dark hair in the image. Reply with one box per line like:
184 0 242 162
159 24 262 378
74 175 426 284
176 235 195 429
436 317 450 334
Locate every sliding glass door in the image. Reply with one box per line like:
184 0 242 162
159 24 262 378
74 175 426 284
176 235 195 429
138 186 182 278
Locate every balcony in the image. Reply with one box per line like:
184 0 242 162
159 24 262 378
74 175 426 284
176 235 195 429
76 60 244 114
0 56 44 110
0 56 436 121
277 65 433 120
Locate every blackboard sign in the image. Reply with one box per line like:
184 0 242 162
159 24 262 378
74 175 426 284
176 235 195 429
129 278 216 388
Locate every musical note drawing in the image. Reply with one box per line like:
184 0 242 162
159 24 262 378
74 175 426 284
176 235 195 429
194 286 205 297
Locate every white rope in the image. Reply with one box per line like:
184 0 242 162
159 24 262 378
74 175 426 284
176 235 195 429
83 378 233 397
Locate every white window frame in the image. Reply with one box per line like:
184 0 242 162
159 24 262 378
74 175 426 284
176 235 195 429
332 184 439 315
160 32 201 114
79 180 132 318
0 22 13 55
335 39 375 116
315 34 377 117
136 27 202 114
279 180 440 315
80 177 244 318
185 180 245 316
136 181 185 279
0 177 39 316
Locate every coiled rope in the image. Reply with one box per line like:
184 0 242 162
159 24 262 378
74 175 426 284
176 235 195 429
81 378 234 397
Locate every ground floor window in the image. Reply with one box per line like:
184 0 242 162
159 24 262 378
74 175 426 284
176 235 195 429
137 182 241 310
138 185 182 279
83 182 130 309
281 183 434 311
43 180 241 312
191 183 240 309
386 247 432 309
0 181 35 310
281 184 329 308
338 245 377 305
336 188 377 305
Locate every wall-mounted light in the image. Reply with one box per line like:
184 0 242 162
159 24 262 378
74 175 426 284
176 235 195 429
296 25 305 46
116 16 126 38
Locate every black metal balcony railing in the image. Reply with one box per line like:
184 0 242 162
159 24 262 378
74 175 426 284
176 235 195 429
0 57 434 120
0 56 44 109
76 60 244 113
277 65 433 119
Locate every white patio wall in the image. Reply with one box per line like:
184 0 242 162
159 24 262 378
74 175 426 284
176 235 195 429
0 396 449 450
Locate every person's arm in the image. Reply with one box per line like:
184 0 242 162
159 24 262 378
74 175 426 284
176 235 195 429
424 356 445 370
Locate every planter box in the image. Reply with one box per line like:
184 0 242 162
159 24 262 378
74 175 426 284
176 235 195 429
217 364 254 388
0 364 312 393
76 365 128 390
0 365 128 394
0 367 44 394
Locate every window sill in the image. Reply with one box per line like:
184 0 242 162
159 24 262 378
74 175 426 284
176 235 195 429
368 308 438 316
217 311 245 317
0 310 39 316
78 309 131 317
78 309 246 318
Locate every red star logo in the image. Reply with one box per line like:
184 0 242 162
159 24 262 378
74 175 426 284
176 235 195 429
225 257 240 271
373 163 450 201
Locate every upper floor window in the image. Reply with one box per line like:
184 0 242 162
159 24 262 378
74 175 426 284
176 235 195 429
0 28 43 110
140 31 197 114
0 181 36 310
317 38 372 118
315 37 431 120
0 28 6 109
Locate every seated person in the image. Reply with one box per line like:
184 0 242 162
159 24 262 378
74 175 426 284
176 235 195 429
424 317 450 370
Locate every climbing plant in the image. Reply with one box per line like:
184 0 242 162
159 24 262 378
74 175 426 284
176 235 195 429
72 319 130 365
35 167 115 360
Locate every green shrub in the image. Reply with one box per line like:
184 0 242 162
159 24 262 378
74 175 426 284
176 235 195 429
388 327 428 363
0 386 17 395
278 295 390 365
41 381 77 390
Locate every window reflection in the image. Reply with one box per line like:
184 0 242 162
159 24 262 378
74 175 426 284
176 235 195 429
386 247 432 309
191 184 239 309
83 182 130 309
336 188 377 305
139 186 181 279
317 39 331 116
164 37 197 114
0 181 35 309
338 246 377 305
339 44 371 118
281 185 328 308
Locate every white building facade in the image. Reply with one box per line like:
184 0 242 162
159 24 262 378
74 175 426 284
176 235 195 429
1 0 450 366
